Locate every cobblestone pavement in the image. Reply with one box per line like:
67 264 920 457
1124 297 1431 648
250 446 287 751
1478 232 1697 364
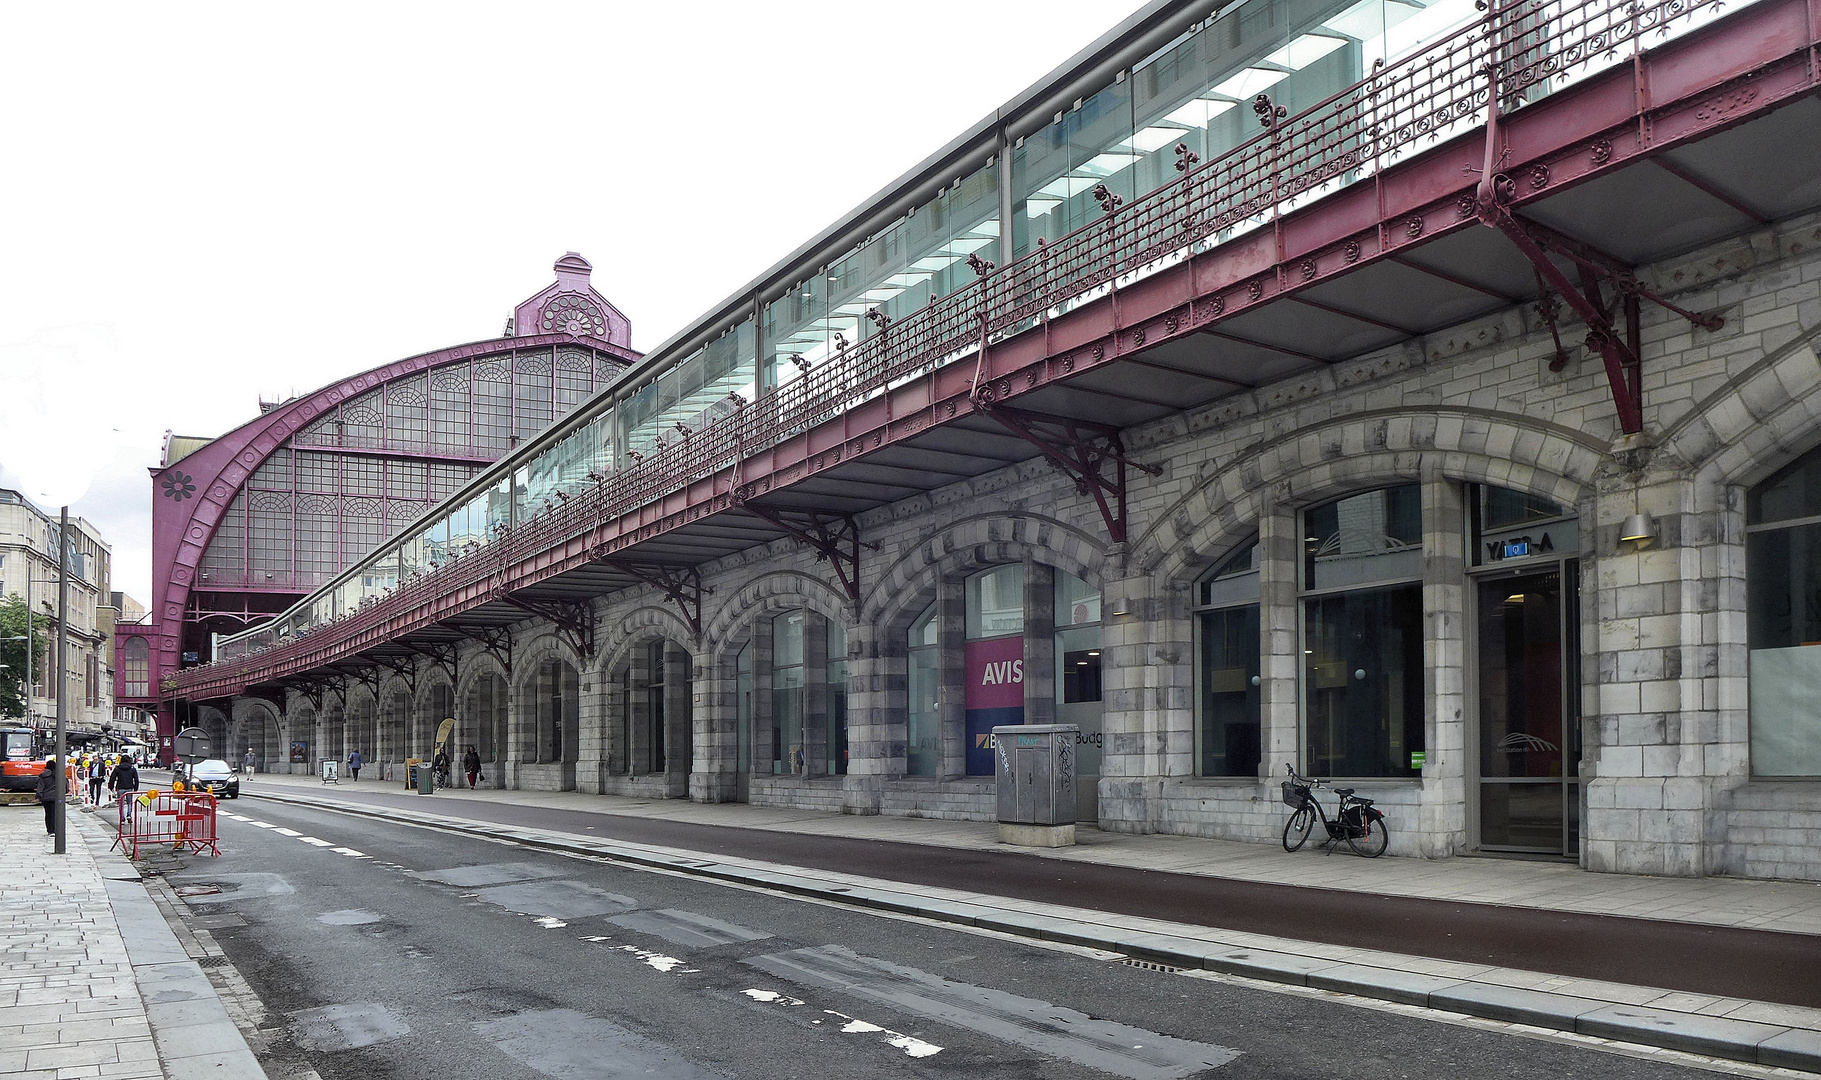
0 804 265 1080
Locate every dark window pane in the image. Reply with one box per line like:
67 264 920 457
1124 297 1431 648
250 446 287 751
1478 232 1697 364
1305 584 1424 777
1199 605 1260 777
1750 450 1821 524
1304 486 1423 589
1483 486 1567 530
1062 649 1102 703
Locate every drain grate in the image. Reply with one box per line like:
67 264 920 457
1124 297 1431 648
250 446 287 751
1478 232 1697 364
1115 957 1187 974
196 955 234 968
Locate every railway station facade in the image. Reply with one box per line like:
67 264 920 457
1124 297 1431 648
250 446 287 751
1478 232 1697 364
167 0 1821 881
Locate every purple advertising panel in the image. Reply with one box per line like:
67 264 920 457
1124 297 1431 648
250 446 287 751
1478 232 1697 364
965 635 1025 774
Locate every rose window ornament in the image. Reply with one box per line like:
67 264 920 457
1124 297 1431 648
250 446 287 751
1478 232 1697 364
160 471 197 501
540 294 607 337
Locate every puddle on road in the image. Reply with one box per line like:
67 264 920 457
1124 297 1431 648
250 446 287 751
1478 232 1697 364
171 873 294 904
744 945 1240 1079
289 1002 410 1051
476 1007 726 1079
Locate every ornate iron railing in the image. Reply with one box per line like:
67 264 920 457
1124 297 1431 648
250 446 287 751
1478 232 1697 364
181 0 1746 688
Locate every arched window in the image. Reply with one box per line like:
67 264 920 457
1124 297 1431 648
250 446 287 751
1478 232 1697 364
1748 448 1821 776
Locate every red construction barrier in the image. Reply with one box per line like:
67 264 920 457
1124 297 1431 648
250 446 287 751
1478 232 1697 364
111 790 219 858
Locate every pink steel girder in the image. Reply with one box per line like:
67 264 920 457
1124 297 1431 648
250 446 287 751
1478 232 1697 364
396 641 459 687
439 623 513 676
730 499 867 601
372 655 419 698
500 596 596 661
598 561 706 639
167 0 1821 701
1469 49 1725 434
971 402 1161 544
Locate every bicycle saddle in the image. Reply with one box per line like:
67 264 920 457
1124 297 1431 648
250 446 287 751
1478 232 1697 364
1333 787 1355 796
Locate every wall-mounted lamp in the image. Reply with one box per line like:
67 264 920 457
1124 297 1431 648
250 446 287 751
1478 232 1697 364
1110 597 1132 617
1619 513 1659 550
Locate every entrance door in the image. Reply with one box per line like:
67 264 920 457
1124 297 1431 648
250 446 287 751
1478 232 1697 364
1475 569 1580 855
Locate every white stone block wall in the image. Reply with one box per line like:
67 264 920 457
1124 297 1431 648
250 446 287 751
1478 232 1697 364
233 211 1821 880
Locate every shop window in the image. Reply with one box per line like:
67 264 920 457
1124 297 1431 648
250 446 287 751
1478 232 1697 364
736 642 753 776
1747 447 1821 776
907 604 940 776
645 641 666 774
1055 571 1103 799
966 564 1024 639
1196 541 1261 777
773 611 805 774
1302 488 1424 778
965 566 1025 775
827 620 849 776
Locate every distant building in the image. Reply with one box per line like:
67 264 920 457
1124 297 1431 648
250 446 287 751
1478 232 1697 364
0 489 114 740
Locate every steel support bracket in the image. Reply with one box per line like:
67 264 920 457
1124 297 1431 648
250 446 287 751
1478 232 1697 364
438 623 513 676
372 655 419 697
971 401 1162 543
501 596 597 661
397 641 459 687
731 498 869 601
602 560 706 639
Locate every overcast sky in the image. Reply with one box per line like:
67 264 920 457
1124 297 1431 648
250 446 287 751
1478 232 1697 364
0 0 1120 606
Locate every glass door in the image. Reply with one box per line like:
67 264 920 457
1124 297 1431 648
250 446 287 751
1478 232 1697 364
1475 569 1580 855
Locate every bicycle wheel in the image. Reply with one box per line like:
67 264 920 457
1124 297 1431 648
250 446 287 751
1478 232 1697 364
1282 807 1314 852
1347 814 1389 858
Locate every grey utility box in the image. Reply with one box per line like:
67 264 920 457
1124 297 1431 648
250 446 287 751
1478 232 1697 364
993 724 1078 847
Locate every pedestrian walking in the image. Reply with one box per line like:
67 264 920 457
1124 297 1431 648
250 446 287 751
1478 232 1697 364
36 757 60 837
348 748 363 780
463 745 481 789
433 748 451 787
108 756 139 803
243 748 256 774
86 756 106 807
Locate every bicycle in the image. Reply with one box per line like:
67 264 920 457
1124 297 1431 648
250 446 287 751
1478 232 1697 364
1280 763 1389 857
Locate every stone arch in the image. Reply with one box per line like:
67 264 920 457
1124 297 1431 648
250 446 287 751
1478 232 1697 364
229 698 283 773
864 512 1109 642
703 570 853 665
1133 408 1606 584
456 653 510 781
599 605 697 677
342 683 379 773
510 632 584 788
414 666 458 761
376 674 415 767
1662 316 1821 490
598 607 694 794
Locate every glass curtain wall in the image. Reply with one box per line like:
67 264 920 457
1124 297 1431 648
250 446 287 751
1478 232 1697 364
1196 541 1262 777
772 611 805 775
1302 487 1424 778
1748 447 1821 776
907 604 940 777
1009 0 1476 262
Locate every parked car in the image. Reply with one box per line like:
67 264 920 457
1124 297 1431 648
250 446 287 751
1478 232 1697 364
182 759 240 798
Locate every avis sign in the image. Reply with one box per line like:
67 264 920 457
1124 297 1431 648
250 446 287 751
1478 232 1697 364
966 635 1024 775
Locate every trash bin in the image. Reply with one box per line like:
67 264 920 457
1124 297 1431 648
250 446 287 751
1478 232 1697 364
416 762 435 795
992 724 1077 847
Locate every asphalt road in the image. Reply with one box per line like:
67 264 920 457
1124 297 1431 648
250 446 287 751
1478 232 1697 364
243 782 1821 1009
150 799 1740 1080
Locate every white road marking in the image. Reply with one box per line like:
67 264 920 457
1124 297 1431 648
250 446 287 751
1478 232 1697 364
331 847 368 858
741 989 806 1006
533 917 567 929
611 945 696 974
272 827 302 837
297 836 334 847
248 821 277 829
822 1008 941 1058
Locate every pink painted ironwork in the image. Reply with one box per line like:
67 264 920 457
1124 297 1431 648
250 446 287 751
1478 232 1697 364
173 0 1818 700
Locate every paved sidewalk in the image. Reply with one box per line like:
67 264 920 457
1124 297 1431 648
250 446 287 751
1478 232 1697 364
0 805 266 1080
236 770 1821 1073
